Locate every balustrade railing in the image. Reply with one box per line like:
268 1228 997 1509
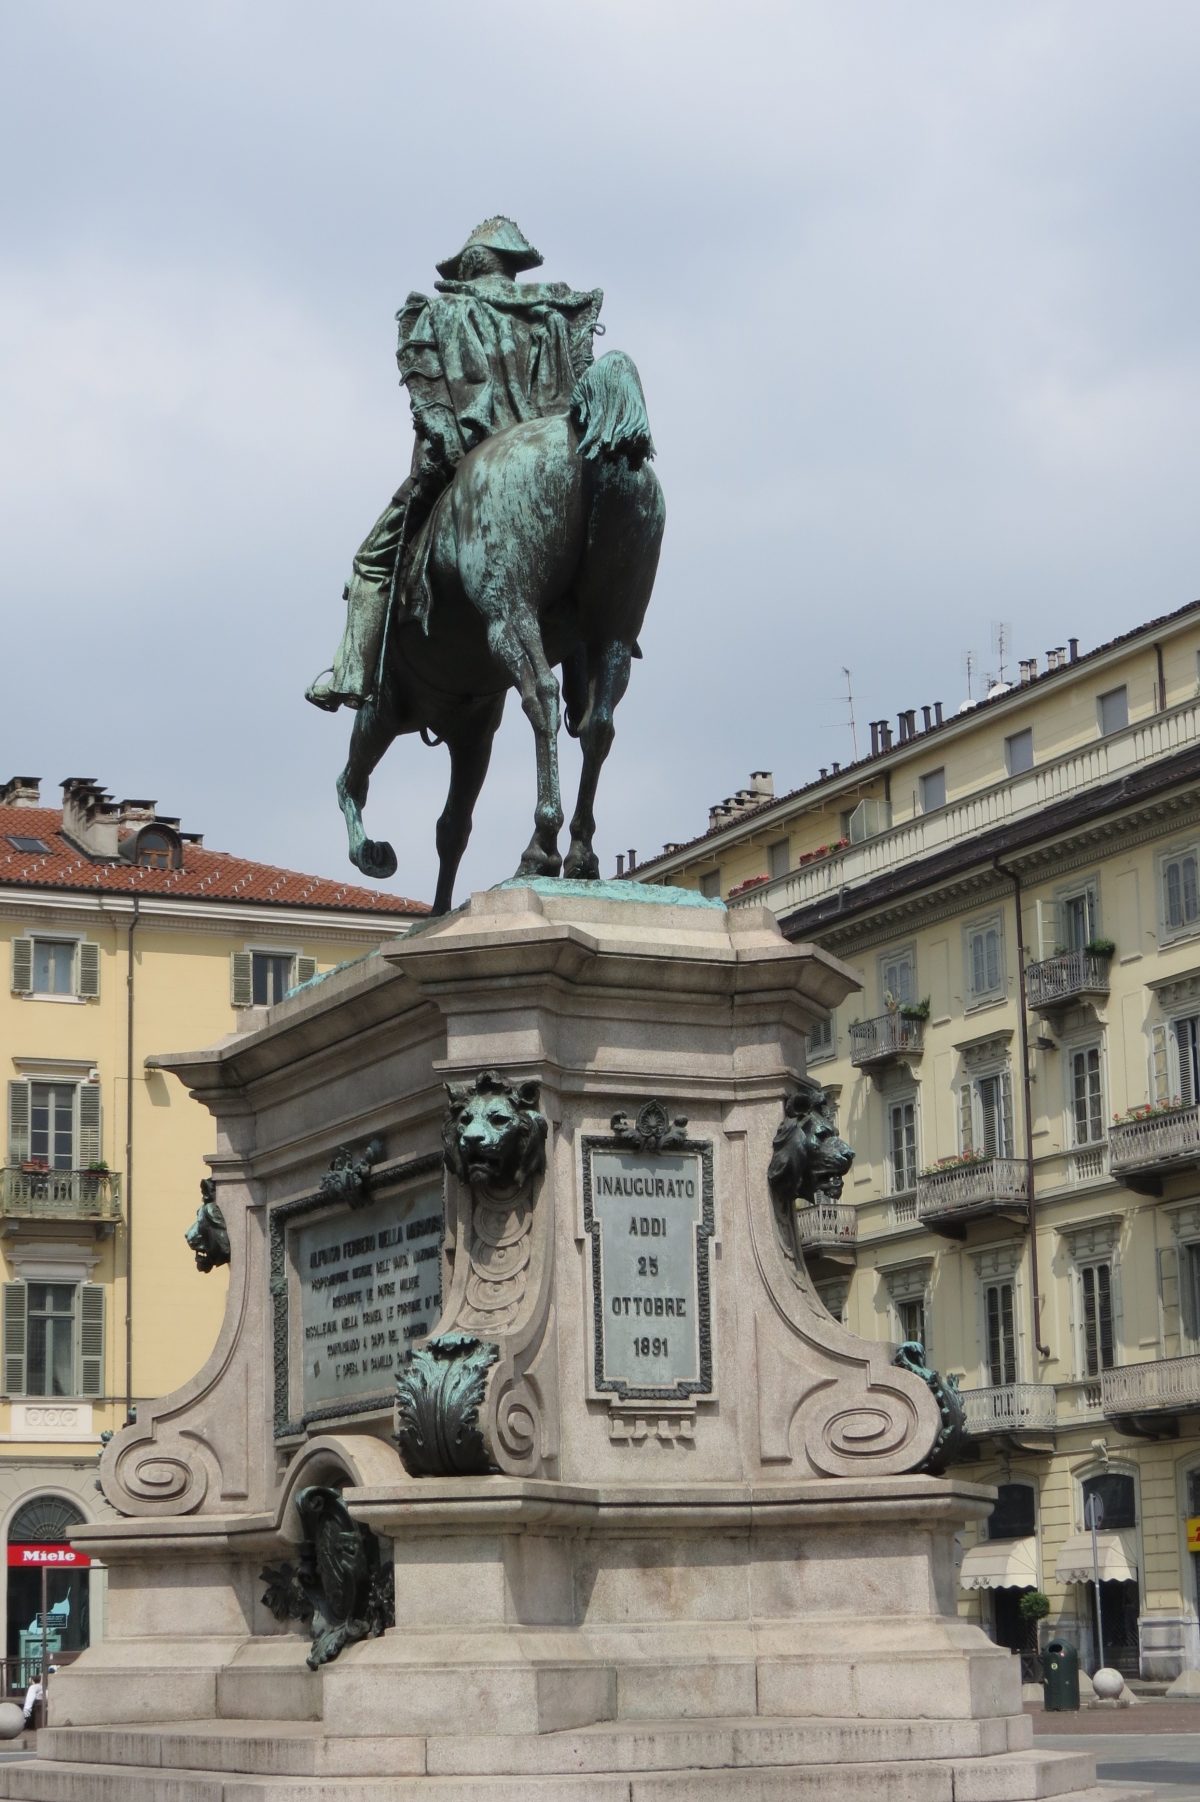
849 1013 925 1067
1068 1142 1110 1185
1026 949 1111 1010
917 1157 1029 1222
1101 1354 1200 1417
1109 1104 1200 1176
0 1169 122 1222
796 1200 857 1252
960 1382 1056 1435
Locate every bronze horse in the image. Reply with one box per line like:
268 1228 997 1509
336 351 665 915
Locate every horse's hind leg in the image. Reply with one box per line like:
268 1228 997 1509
336 696 401 880
482 610 564 879
433 700 503 915
563 641 632 881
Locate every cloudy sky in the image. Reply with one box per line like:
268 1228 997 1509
4 3 1199 907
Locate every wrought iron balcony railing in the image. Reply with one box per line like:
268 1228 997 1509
1101 1354 1200 1421
1025 949 1111 1012
960 1382 1056 1437
795 1199 857 1263
0 1168 122 1224
916 1157 1030 1236
848 1013 925 1069
1108 1104 1200 1190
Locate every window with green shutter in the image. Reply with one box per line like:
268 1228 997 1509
294 956 317 986
230 952 253 1007
10 937 33 995
77 941 100 998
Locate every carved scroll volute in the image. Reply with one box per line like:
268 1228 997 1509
746 1092 944 1479
397 1071 556 1478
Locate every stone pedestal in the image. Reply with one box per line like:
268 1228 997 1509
0 885 1149 1801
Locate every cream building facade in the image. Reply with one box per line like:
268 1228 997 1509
0 776 424 1684
633 598 1200 1680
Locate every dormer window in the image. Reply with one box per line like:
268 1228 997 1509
120 826 183 871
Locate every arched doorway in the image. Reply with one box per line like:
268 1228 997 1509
1080 1473 1140 1678
6 1496 90 1684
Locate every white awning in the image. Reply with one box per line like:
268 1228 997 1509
959 1537 1038 1591
1055 1530 1138 1586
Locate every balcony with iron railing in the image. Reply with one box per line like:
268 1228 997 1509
1025 949 1112 1013
916 1156 1030 1238
795 1199 857 1267
1108 1103 1200 1194
959 1382 1056 1440
1101 1354 1200 1427
848 1013 926 1070
0 1167 122 1227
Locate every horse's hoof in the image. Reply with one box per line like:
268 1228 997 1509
353 839 398 880
563 851 601 881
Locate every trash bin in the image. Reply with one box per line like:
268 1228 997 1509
1042 1640 1080 1712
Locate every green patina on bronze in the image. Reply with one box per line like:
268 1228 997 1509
394 1333 499 1477
307 217 665 915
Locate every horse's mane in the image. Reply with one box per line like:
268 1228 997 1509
572 351 656 466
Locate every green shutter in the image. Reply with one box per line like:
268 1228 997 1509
78 1083 102 1168
1000 1069 1014 1158
7 1082 29 1165
230 952 253 1008
78 1284 105 1397
77 941 100 999
1150 1023 1171 1103
3 1284 27 1395
959 1084 975 1155
294 956 317 987
10 937 32 995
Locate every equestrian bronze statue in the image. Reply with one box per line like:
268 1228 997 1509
307 216 665 915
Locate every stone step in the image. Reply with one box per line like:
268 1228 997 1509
0 1750 1149 1802
37 1714 1034 1778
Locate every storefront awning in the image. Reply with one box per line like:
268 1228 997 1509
959 1537 1038 1591
1054 1530 1137 1586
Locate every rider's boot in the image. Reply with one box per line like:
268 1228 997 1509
305 576 388 712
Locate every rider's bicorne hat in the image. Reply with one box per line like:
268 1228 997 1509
436 216 543 280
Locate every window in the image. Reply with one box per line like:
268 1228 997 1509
1061 887 1097 953
699 871 722 899
1079 1262 1115 1377
1070 1047 1104 1145
1082 1472 1136 1530
767 839 790 881
1098 687 1129 736
986 1482 1036 1542
806 1016 834 1063
880 949 916 1009
29 1083 75 1170
1 1282 104 1397
6 837 50 855
919 768 946 813
1163 849 1200 936
967 919 1004 1001
136 830 174 871
961 1070 1014 1159
10 937 99 1000
888 1099 918 1194
896 1294 926 1351
1175 1016 1200 1105
984 1279 1017 1385
229 950 317 1008
7 1079 101 1171
1005 729 1034 777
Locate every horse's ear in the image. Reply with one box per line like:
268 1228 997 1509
631 640 643 660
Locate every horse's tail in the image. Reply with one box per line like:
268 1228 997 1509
571 349 656 466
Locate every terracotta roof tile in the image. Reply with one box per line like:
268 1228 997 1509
0 807 428 916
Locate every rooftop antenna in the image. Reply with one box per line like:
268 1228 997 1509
842 667 859 762
963 649 977 702
991 620 1012 686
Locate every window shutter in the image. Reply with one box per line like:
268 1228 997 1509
3 1284 27 1395
1150 1023 1171 1103
10 937 33 995
959 1084 975 1155
294 956 317 987
77 941 100 999
1176 1021 1197 1106
230 952 253 1008
1000 1069 1014 1158
78 1284 105 1397
1179 1245 1199 1345
78 1083 102 1168
1035 900 1061 960
7 1081 30 1164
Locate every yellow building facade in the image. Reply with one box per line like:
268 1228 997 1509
634 598 1200 1680
0 777 423 1682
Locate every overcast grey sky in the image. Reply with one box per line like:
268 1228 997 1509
3 3 1199 905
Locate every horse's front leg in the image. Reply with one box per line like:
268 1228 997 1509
432 700 504 914
564 641 632 880
486 615 564 878
336 696 400 880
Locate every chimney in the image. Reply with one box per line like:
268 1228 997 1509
933 702 944 725
118 797 157 825
627 848 637 873
663 842 681 854
1018 658 1035 683
1045 649 1059 671
898 709 916 742
921 705 933 731
1069 637 1079 662
708 803 731 829
831 761 840 773
0 777 41 808
60 778 120 859
819 767 827 780
749 770 774 800
616 853 625 876
1056 646 1066 668
869 722 880 757
878 722 893 752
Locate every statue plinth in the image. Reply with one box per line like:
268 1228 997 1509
25 885 1128 1800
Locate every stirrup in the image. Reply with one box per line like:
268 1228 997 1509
305 669 348 713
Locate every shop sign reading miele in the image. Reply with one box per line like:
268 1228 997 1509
6 1544 90 1568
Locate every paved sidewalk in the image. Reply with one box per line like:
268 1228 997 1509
1031 1728 1200 1801
1031 1700 1200 1734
